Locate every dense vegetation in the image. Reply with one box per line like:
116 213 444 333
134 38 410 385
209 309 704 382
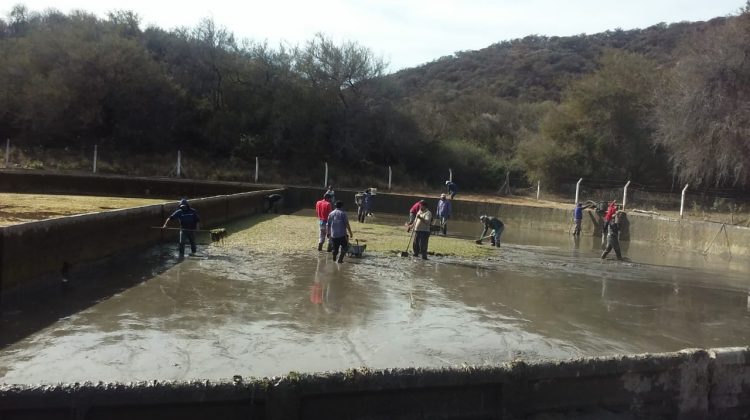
1 4 749 192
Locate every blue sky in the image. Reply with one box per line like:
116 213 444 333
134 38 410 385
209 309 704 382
8 0 745 71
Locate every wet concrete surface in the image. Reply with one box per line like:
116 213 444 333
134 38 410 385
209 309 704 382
1 214 749 384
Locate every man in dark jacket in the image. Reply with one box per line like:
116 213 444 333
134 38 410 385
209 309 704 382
163 198 201 256
601 212 623 260
479 215 504 247
445 181 458 200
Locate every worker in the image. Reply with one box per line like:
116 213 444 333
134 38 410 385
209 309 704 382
355 191 366 223
602 200 617 248
411 201 432 260
163 198 201 256
406 199 425 231
315 193 334 251
436 193 452 235
265 193 283 213
445 180 458 200
478 215 504 247
325 185 336 204
327 200 353 263
601 212 623 260
573 202 583 236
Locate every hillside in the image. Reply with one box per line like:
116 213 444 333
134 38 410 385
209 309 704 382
388 18 725 103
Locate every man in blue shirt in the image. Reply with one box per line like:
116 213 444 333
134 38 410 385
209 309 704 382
573 202 583 236
327 200 353 263
163 198 201 256
436 193 451 235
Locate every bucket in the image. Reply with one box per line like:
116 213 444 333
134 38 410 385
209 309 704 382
347 241 367 257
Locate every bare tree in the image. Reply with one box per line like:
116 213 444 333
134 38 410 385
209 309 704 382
654 8 750 187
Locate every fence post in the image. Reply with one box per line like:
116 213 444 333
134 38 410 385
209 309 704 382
388 166 392 191
449 168 452 183
324 162 328 188
680 184 689 218
574 178 583 205
4 139 9 168
93 145 98 173
536 180 540 200
254 156 259 183
176 150 181 177
622 180 631 210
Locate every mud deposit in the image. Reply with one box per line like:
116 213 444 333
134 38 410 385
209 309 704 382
1 213 749 384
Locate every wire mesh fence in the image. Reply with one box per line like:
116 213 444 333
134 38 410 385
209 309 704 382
2 142 749 226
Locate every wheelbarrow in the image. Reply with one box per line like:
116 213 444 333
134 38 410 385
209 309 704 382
347 239 367 257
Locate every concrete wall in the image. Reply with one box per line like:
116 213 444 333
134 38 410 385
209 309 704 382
0 189 283 300
0 169 276 198
2 347 749 419
286 187 750 258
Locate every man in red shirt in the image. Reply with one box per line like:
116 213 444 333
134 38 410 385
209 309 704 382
602 201 617 248
406 200 425 232
316 193 334 251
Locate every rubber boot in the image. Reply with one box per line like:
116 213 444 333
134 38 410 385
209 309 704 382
317 242 323 251
337 255 344 263
332 252 337 261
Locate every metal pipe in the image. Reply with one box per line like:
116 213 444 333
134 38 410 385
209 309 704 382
449 168 453 183
680 184 689 218
622 180 631 210
388 166 392 191
254 156 259 183
176 150 181 177
574 178 583 205
4 139 9 168
324 162 328 188
536 180 540 200
93 145 98 173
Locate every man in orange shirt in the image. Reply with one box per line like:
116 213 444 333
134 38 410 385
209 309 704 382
316 193 334 251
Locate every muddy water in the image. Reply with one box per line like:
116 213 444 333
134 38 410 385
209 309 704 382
1 215 749 384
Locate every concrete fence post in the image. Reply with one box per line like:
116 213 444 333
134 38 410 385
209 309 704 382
622 180 631 210
4 139 9 168
176 150 181 177
536 180 540 200
93 145 98 174
324 162 328 188
388 166 392 191
680 184 689 218
574 178 583 205
255 156 259 183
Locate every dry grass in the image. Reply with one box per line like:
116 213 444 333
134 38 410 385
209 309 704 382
0 193 166 227
219 213 495 258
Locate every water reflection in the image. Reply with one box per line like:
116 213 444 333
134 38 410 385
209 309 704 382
1 214 749 384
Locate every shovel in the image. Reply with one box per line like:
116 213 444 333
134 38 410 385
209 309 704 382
474 234 492 245
400 227 416 257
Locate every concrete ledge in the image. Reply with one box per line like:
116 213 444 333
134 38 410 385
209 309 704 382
1 348 748 419
284 187 750 258
0 188 284 301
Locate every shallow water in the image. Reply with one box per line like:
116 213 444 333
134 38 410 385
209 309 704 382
1 214 748 384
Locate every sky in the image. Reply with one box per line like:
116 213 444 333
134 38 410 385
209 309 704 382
8 0 746 71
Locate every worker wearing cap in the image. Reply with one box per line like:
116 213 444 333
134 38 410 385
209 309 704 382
436 193 452 235
479 215 504 247
412 201 432 260
163 198 201 256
